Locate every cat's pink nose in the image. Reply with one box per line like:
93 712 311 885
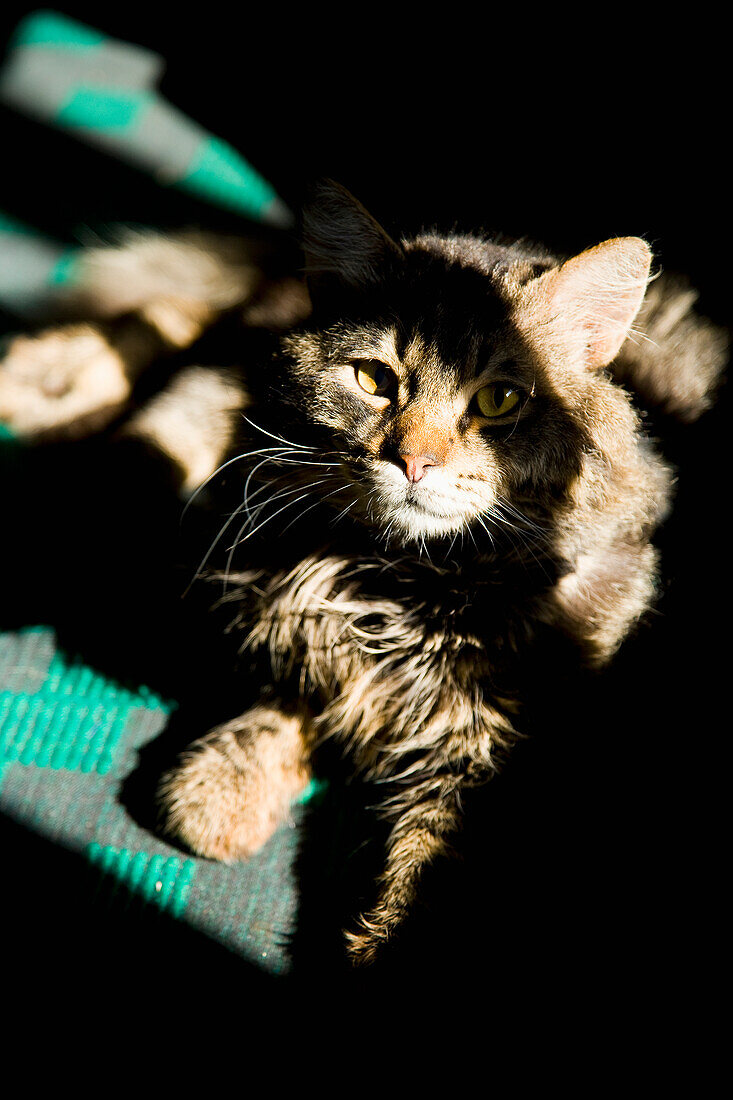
400 454 438 482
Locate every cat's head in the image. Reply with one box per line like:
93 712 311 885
277 182 652 547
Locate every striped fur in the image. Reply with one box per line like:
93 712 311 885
3 183 726 964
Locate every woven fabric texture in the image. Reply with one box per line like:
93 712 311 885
0 619 310 976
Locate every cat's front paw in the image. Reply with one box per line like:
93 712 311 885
156 711 311 862
157 741 275 862
0 324 132 440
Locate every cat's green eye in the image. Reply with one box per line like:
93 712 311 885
355 360 395 398
475 384 522 418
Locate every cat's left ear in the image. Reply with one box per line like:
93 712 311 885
536 238 652 369
301 180 403 303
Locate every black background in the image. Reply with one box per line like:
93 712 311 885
0 4 728 1022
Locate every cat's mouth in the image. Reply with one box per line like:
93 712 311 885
404 489 444 514
356 460 488 542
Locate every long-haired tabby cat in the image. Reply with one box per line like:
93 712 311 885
0 181 726 964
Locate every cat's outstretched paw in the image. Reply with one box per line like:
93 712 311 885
344 927 387 968
344 905 405 967
0 322 139 440
156 709 311 862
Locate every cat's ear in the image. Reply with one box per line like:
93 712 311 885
537 238 652 369
302 180 403 302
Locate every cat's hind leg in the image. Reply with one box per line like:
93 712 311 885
0 230 263 442
156 703 313 862
0 316 166 441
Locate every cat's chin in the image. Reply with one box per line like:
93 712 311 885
381 506 467 543
360 461 489 545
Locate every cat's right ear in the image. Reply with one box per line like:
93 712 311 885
301 180 403 305
533 237 653 370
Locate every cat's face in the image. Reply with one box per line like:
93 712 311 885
277 184 651 548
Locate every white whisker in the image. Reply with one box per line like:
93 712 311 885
280 482 349 535
241 414 316 451
179 445 299 523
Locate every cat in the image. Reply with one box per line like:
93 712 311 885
0 181 727 965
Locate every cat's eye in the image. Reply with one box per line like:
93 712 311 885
474 383 522 418
354 360 396 398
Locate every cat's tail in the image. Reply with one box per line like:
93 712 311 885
613 272 728 422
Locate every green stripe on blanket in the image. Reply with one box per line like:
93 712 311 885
0 623 310 974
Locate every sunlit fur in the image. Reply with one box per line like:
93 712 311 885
3 185 724 967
